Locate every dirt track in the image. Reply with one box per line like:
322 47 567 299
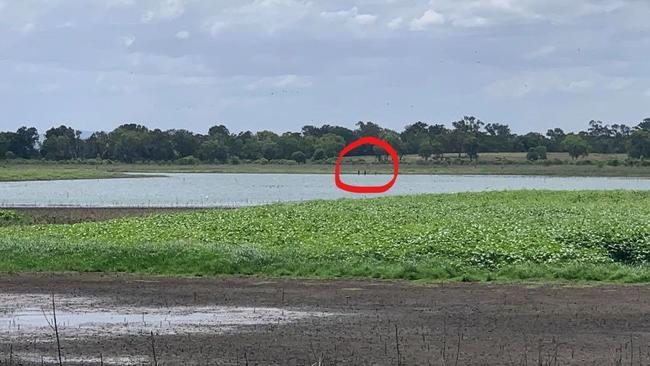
2 274 650 365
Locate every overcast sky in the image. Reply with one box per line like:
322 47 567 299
1 0 649 135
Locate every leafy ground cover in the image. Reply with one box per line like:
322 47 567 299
1 190 650 282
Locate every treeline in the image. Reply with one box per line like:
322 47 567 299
1 117 650 163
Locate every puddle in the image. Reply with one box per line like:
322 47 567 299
0 293 331 339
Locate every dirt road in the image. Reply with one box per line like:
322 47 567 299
1 273 650 365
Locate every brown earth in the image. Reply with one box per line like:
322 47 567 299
2 273 650 365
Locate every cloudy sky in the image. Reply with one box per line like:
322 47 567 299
1 0 649 134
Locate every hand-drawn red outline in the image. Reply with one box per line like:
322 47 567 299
334 136 399 193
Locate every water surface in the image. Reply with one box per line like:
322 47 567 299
1 173 649 207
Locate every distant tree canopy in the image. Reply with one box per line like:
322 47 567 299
1 117 649 163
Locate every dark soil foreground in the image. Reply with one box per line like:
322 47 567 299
2 274 650 365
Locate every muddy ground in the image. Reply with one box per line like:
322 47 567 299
1 274 650 365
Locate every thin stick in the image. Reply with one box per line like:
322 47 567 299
150 331 158 366
395 324 401 366
51 294 63 366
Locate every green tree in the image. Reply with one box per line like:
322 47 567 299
418 143 434 161
636 118 650 132
315 133 345 158
526 146 547 161
261 141 280 160
0 133 11 158
563 134 589 160
83 131 110 159
198 139 229 162
41 125 81 160
9 127 39 158
628 130 650 159
291 151 306 163
170 129 199 158
312 148 326 161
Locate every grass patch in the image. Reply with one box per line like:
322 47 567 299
1 190 650 282
3 159 650 181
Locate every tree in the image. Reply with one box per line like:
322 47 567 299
107 124 150 162
9 127 39 158
83 131 110 159
381 130 405 161
261 141 280 160
291 151 306 163
198 139 229 162
526 146 547 161
563 135 589 160
401 122 429 154
546 128 566 152
0 133 11 158
312 148 326 161
418 143 434 160
315 133 345 158
628 130 650 159
170 129 199 158
208 124 230 138
635 118 650 132
149 129 176 161
41 125 83 160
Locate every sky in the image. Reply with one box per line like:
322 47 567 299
0 0 649 135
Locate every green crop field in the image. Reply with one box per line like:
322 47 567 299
2 190 650 282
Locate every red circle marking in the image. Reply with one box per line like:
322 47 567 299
334 136 399 193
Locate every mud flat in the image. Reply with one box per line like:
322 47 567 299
2 274 650 365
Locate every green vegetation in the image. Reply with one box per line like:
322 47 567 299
2 118 650 166
4 152 650 182
2 190 650 282
0 209 25 226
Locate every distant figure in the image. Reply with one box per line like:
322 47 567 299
363 170 366 175
357 170 360 175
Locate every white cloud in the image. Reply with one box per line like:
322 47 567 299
56 21 75 29
17 22 35 34
247 74 312 90
141 0 185 23
121 36 135 47
485 69 632 99
320 7 358 20
525 45 557 59
105 0 134 8
202 0 311 36
451 16 488 27
321 6 377 26
354 14 377 25
124 53 212 77
205 20 228 37
175 30 190 39
409 9 444 30
387 16 403 29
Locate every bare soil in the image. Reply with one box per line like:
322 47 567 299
1 273 650 365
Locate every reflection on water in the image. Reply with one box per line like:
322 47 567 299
1 294 329 337
0 173 649 207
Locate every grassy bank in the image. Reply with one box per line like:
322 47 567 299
0 164 144 181
1 191 650 282
3 160 650 182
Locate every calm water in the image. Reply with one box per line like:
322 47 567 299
1 173 649 207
